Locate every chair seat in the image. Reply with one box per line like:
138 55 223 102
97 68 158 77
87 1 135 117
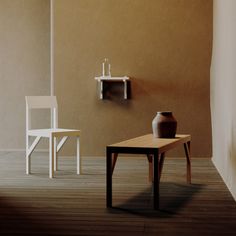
28 128 80 138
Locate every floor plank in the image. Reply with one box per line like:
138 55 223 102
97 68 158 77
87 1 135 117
0 152 235 235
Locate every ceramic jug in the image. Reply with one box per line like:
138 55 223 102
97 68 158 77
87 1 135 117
152 111 177 138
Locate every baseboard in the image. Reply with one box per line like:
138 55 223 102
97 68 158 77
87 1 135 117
0 149 48 153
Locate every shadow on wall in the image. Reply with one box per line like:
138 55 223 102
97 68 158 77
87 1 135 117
131 77 205 100
102 80 132 100
96 77 185 102
94 75 208 111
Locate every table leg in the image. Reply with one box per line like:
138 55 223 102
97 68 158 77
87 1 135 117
112 153 118 174
147 154 153 182
184 141 191 184
153 151 159 210
159 153 165 181
147 153 165 182
106 147 113 207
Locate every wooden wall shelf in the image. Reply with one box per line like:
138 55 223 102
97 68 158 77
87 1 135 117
94 76 130 99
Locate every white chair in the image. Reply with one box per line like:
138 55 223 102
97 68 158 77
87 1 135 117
25 96 81 178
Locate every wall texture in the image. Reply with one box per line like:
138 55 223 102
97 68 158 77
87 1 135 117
211 0 236 199
0 0 50 150
55 0 213 157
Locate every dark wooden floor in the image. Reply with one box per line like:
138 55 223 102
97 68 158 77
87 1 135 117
0 152 235 235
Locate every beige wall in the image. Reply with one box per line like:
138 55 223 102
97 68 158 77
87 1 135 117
0 0 212 156
55 0 212 157
0 0 50 150
211 0 236 200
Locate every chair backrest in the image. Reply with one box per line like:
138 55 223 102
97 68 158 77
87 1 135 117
25 96 58 130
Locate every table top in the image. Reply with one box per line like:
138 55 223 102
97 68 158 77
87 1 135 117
108 134 191 153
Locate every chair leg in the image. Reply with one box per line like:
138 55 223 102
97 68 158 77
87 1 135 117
26 135 31 174
77 136 81 174
26 136 41 175
49 135 54 178
26 152 31 175
53 137 57 171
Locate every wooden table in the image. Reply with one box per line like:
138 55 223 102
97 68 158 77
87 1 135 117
106 134 191 210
